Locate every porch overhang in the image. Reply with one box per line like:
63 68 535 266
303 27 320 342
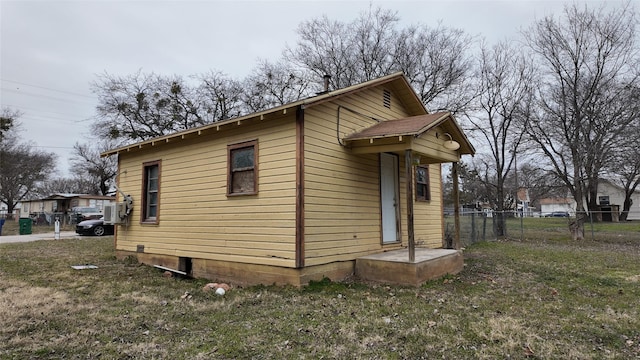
344 112 475 260
342 112 475 162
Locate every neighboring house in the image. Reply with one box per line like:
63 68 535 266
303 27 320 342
516 188 533 217
539 197 576 217
103 72 475 286
597 180 640 221
0 203 16 219
19 193 115 223
539 181 640 221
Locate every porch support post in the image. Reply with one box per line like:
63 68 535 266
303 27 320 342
452 161 461 250
405 149 415 262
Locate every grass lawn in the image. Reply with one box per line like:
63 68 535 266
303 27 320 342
1 235 639 359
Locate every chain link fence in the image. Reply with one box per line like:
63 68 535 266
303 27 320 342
445 210 640 247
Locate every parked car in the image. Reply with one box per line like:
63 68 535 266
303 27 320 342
71 206 103 222
75 217 114 236
545 211 570 218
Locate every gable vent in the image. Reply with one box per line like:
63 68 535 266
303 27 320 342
383 89 391 109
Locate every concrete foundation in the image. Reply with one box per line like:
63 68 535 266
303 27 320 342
116 247 463 287
355 248 464 286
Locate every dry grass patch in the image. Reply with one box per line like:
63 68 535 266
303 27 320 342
1 234 639 359
0 278 94 354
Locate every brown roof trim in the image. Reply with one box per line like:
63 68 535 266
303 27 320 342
101 72 425 157
40 194 115 201
539 198 574 205
343 112 476 156
344 112 450 141
303 72 426 113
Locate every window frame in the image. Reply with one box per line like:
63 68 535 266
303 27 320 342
141 160 161 224
227 139 258 196
415 165 431 202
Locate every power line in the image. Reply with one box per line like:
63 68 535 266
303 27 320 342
0 103 96 122
0 78 96 99
32 145 76 150
1 88 96 105
20 115 91 125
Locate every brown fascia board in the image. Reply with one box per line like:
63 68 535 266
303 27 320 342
101 72 424 157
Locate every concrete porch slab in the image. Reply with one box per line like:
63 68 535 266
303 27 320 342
355 248 463 286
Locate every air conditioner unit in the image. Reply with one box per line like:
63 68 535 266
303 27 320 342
104 202 126 225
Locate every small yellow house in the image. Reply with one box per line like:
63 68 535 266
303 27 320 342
103 72 475 286
18 193 115 224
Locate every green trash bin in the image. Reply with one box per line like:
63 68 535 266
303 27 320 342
19 218 32 235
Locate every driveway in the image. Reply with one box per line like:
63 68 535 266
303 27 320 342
0 231 80 244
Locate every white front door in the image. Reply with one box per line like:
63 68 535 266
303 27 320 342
380 153 400 243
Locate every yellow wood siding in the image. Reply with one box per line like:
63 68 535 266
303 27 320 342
303 87 418 266
116 115 298 267
412 163 444 248
411 127 460 163
114 81 451 274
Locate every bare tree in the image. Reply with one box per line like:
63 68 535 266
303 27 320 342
443 161 494 208
194 70 245 121
285 7 476 112
91 71 205 142
467 41 535 236
286 13 360 90
524 3 639 240
242 60 313 113
91 8 476 146
351 6 398 81
70 139 119 195
35 176 99 197
395 23 476 113
517 162 568 211
0 107 21 142
0 137 56 218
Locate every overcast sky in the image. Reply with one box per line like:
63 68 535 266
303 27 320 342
0 0 610 176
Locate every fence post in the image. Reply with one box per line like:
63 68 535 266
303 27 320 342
482 214 487 242
470 211 476 244
520 209 524 241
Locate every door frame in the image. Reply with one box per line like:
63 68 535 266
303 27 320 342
380 153 401 244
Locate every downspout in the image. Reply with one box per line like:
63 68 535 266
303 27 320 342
295 105 305 268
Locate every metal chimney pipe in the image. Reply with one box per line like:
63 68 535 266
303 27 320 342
323 74 331 92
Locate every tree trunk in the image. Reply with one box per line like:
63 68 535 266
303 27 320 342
492 212 505 239
620 196 632 222
6 202 16 220
495 177 506 238
571 175 586 241
569 212 586 241
587 186 599 219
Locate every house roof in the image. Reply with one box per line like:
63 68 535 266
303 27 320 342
343 112 475 155
539 198 574 205
101 72 428 157
600 179 640 194
22 193 115 202
344 113 448 140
